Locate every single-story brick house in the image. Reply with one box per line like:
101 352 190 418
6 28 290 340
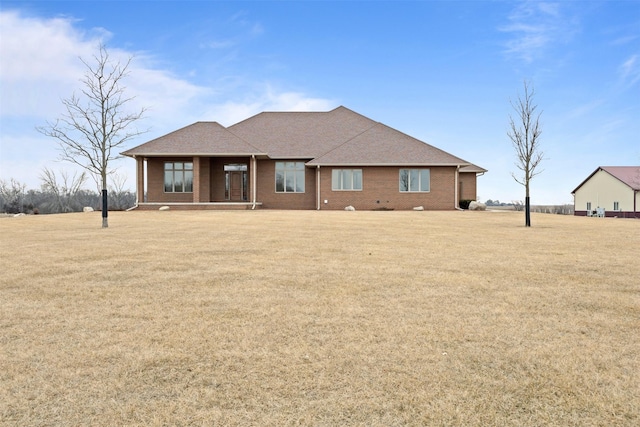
572 166 640 218
122 106 486 210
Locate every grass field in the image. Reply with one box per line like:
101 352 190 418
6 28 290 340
1 210 638 426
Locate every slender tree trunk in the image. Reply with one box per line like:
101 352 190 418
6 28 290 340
101 172 108 228
525 181 531 227
101 189 108 228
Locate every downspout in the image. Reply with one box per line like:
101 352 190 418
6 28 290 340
251 155 257 210
455 165 463 211
316 165 321 210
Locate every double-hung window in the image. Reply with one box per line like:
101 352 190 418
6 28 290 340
164 162 193 192
332 169 362 191
275 161 305 193
399 169 430 192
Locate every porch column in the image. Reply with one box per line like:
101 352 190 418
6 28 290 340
193 157 201 203
454 165 460 209
251 155 257 208
136 156 145 204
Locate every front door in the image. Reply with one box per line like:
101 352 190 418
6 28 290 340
230 171 243 201
224 164 248 201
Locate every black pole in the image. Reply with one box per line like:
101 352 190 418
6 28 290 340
525 196 531 227
102 189 108 228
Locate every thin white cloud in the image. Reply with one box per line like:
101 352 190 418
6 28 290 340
250 22 264 37
202 39 236 49
619 54 640 88
0 11 99 82
199 11 264 51
0 9 335 190
611 34 639 46
500 1 578 63
565 99 605 120
0 11 98 117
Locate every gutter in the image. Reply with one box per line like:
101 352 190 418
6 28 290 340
316 165 321 210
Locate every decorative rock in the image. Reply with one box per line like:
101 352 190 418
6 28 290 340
83 206 94 212
344 205 356 211
413 206 424 211
468 201 487 211
159 206 170 211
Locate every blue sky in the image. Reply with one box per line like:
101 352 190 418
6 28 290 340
1 0 638 204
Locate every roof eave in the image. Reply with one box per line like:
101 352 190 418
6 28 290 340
121 152 268 158
305 161 472 167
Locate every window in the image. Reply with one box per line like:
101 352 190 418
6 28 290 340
164 162 193 193
332 169 362 191
399 169 430 192
586 202 592 211
275 162 305 193
614 201 619 210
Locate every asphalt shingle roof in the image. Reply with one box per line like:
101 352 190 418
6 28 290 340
121 122 264 157
228 106 376 159
122 106 481 169
308 122 469 166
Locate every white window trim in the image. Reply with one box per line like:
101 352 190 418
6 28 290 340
399 168 430 193
332 169 363 191
275 161 305 193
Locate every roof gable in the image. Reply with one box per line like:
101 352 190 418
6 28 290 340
601 166 640 190
122 122 263 157
572 166 640 193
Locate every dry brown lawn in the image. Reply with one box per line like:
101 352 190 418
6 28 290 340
1 210 638 426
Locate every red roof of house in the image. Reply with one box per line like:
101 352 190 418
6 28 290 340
571 166 640 193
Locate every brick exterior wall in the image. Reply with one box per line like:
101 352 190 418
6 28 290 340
317 166 457 210
144 157 473 210
255 159 317 209
458 172 478 202
147 157 192 203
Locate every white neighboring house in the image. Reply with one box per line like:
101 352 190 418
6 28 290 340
572 166 640 218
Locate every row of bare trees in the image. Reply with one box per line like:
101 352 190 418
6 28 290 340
0 172 135 215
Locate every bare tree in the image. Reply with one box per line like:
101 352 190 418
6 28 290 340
508 81 544 227
37 44 146 227
0 179 27 214
108 172 135 211
39 167 88 213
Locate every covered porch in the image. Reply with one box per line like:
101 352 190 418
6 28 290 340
132 155 262 210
